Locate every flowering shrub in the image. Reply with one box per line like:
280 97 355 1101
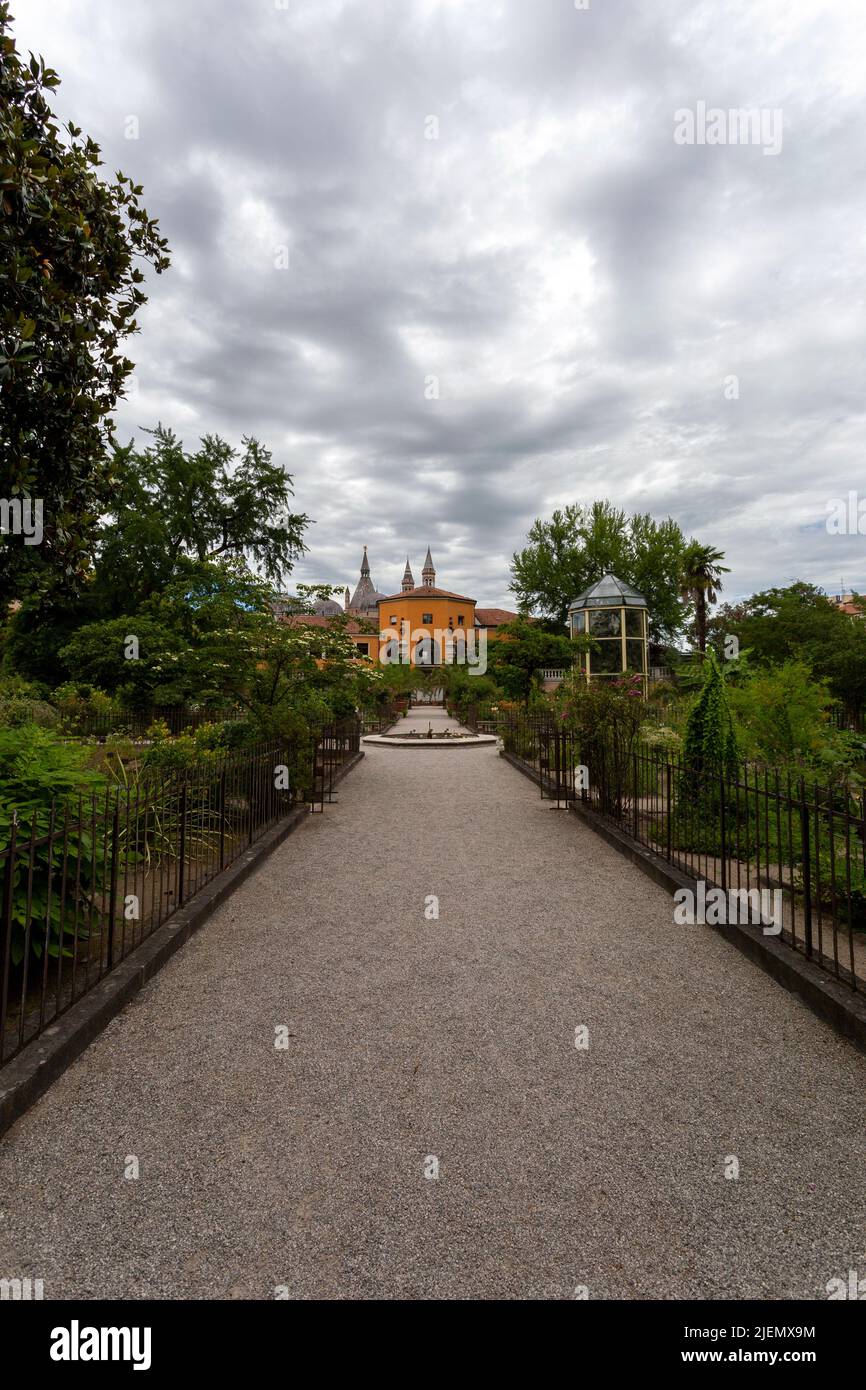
554 672 646 816
640 723 682 754
555 671 645 739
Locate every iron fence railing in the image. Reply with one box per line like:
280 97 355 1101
311 720 361 811
361 706 400 735
829 702 866 734
451 701 499 728
54 703 246 741
0 719 360 1067
494 712 866 993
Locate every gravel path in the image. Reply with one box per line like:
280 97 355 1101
0 714 864 1300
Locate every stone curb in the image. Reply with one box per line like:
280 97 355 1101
500 749 866 1054
362 733 497 748
0 751 364 1139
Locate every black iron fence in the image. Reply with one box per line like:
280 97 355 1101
489 711 866 993
55 703 245 741
0 719 360 1067
829 703 866 735
312 719 361 811
449 700 499 728
361 705 400 735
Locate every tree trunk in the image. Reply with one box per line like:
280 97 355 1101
696 593 707 654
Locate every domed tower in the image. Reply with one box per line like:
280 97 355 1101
311 596 343 617
421 547 435 588
401 557 414 592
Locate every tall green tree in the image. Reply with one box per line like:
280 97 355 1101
4 426 310 681
679 542 729 654
488 616 576 707
708 582 866 721
510 500 690 642
0 3 170 603
91 426 310 615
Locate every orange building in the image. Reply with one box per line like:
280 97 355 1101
284 546 519 670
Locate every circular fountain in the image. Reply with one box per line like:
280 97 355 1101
363 715 497 749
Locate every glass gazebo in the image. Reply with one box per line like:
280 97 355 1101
567 573 649 689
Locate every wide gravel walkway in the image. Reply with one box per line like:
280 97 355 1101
0 710 864 1300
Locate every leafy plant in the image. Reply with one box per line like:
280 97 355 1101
555 671 646 816
671 650 740 852
488 615 575 707
678 542 729 654
0 725 107 964
0 694 59 728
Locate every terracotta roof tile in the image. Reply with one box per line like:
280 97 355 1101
475 607 520 626
283 614 368 634
378 585 475 603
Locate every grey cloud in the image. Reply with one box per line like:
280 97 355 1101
16 0 866 610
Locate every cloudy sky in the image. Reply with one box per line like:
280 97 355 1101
16 0 866 608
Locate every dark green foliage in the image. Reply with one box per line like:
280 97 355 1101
0 3 170 605
708 582 866 723
673 649 739 852
555 672 646 816
488 616 575 706
92 428 309 615
57 616 187 709
0 724 106 964
680 648 739 780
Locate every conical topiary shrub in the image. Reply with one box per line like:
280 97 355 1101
672 649 740 852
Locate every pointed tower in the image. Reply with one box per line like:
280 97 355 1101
401 557 414 592
349 545 385 612
350 546 374 609
344 586 350 612
422 547 435 588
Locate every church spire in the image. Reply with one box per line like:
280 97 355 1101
401 556 414 592
422 546 435 588
350 545 378 610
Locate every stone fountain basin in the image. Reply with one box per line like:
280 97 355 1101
363 732 497 749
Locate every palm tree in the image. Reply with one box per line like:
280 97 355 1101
679 543 729 655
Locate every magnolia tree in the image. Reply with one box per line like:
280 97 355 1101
0 3 170 605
